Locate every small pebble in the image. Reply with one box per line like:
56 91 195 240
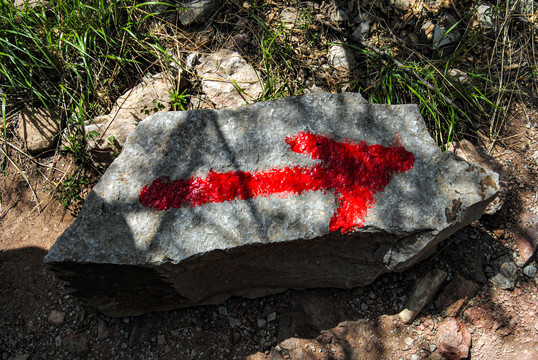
47 310 66 327
267 312 277 322
523 264 537 277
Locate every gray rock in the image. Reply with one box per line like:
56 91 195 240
176 0 223 26
448 69 468 83
389 0 419 10
17 107 60 154
399 269 447 323
352 22 371 43
267 312 277 322
97 319 111 340
257 318 267 328
148 0 221 25
13 0 43 10
45 93 499 316
432 26 458 50
523 264 537 278
448 139 505 214
491 255 518 290
195 49 263 109
279 8 299 29
227 316 241 329
329 9 347 24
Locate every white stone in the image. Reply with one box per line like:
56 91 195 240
328 45 356 72
85 72 177 150
196 50 263 109
477 4 494 28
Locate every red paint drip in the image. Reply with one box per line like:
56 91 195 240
139 132 415 233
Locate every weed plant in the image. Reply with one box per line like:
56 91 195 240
0 0 172 158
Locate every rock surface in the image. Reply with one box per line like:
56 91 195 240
45 93 499 316
449 139 505 214
85 72 177 151
47 310 65 327
176 0 222 26
437 317 471 360
328 44 356 72
490 255 518 290
195 49 263 109
17 107 60 153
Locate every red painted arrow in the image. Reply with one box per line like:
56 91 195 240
139 131 414 233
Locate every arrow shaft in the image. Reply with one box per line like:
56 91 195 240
139 164 328 211
139 131 415 234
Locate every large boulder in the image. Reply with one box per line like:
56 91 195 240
45 93 499 316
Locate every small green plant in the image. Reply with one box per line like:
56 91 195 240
169 89 189 111
141 100 166 116
61 98 91 164
107 135 121 159
53 171 88 210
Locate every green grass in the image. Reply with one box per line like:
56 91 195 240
0 0 173 161
347 26 502 150
0 0 181 208
51 170 88 210
1 0 532 211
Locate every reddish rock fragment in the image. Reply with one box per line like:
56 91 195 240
436 317 471 360
515 212 538 263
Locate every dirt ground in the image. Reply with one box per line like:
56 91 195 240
0 103 537 360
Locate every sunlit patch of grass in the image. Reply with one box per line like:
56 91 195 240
0 0 173 159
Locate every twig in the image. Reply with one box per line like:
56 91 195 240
31 160 73 214
321 21 477 129
0 146 40 213
517 16 538 31
0 137 67 174
0 197 19 219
